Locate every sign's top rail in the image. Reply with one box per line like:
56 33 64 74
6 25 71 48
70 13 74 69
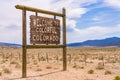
15 5 64 17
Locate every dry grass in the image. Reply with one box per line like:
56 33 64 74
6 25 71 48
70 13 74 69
0 72 2 76
10 61 17 64
0 47 120 80
2 68 11 74
15 63 21 69
104 70 112 75
46 65 52 69
88 69 94 74
35 67 42 71
96 62 104 70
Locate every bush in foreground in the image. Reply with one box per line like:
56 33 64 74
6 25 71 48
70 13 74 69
114 76 120 80
3 68 11 74
104 70 112 75
88 69 94 74
0 72 2 76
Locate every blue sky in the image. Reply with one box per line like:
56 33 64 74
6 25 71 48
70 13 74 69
78 2 120 28
0 0 120 44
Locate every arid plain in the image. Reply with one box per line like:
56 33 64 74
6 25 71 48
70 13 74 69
0 47 120 80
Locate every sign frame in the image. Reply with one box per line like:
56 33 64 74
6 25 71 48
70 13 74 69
15 5 67 78
30 15 60 44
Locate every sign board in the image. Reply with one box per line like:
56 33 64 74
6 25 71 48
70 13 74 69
30 15 60 44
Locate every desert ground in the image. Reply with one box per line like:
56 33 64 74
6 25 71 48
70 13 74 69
0 46 120 80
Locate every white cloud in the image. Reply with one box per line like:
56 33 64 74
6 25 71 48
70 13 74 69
51 0 94 19
104 0 120 9
67 24 120 43
67 8 87 19
66 19 76 29
1 0 120 44
0 0 91 44
0 0 54 44
0 25 22 44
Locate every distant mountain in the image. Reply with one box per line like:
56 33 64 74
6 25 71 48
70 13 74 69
67 37 120 47
1 37 120 47
0 42 21 47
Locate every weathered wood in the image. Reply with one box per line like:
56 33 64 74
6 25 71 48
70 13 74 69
30 15 60 44
22 9 27 78
15 4 67 77
26 45 64 49
15 5 63 17
62 8 67 71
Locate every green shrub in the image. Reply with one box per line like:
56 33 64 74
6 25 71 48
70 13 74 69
114 76 120 80
88 69 94 74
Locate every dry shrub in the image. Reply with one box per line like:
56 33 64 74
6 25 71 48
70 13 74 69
88 69 94 74
98 56 104 60
1 60 6 64
73 63 77 68
40 56 46 61
31 55 35 59
15 63 21 68
33 60 38 65
3 68 11 74
104 70 112 75
46 66 52 69
53 67 59 70
96 62 104 70
0 72 2 76
10 61 17 64
35 67 42 71
79 66 84 69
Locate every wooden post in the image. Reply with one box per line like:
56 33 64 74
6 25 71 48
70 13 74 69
62 8 67 71
15 5 63 17
15 5 67 77
22 8 27 78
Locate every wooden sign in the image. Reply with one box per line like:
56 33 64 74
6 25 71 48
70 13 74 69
15 5 66 78
30 15 60 44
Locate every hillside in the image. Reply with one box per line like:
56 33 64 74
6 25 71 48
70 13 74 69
0 42 21 47
67 37 120 47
